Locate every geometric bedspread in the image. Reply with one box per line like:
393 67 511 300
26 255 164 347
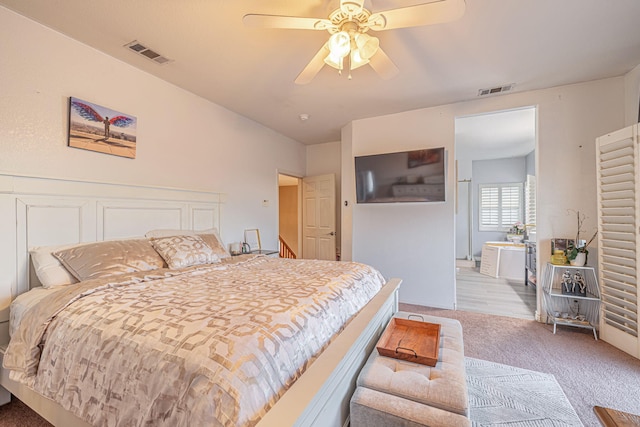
5 256 385 427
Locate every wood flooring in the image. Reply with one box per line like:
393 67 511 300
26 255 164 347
456 266 537 320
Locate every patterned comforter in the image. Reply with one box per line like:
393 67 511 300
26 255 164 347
3 255 386 426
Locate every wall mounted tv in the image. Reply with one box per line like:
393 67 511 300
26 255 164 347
355 147 445 203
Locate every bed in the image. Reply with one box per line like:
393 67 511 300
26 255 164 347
0 173 400 427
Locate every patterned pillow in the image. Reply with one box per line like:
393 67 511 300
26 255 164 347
150 235 220 269
145 228 230 259
198 231 230 259
53 239 166 282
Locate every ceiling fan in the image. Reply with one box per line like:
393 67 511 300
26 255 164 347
243 0 465 84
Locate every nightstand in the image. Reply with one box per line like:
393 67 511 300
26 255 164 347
251 249 279 258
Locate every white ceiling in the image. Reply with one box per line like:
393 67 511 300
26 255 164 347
2 0 640 145
456 106 536 161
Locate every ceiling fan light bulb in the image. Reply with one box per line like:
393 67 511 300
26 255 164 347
350 49 369 70
355 33 379 59
324 53 344 70
328 32 351 58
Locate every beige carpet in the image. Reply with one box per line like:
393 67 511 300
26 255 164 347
0 396 51 427
2 306 640 426
403 304 640 427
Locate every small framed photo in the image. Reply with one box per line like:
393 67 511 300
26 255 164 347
244 229 261 251
551 238 574 255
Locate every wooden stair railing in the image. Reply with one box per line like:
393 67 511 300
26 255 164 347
279 236 297 259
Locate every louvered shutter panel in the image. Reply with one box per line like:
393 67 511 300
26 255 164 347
479 184 523 231
596 124 640 358
480 186 499 229
525 174 536 227
501 185 521 225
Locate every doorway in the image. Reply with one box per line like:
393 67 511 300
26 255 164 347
278 173 338 261
278 173 301 259
454 106 537 320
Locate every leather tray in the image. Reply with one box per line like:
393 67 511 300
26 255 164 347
376 317 441 366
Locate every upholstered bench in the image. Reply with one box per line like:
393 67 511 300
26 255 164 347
350 312 470 427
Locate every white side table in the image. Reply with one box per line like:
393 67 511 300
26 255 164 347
542 262 600 339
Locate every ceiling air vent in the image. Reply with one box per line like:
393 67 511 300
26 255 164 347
124 40 173 65
478 84 514 97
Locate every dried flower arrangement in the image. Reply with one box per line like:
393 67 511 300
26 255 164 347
566 210 597 263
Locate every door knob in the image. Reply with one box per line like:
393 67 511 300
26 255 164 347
328 231 336 236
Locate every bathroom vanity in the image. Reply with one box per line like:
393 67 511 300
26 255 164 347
525 241 536 287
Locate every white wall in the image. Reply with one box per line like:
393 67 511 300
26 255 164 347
306 141 342 256
624 63 640 126
348 110 457 308
0 7 306 249
341 124 354 261
343 78 624 310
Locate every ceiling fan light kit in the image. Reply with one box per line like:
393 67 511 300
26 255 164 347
243 0 466 84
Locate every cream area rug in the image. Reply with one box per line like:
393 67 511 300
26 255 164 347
466 358 583 426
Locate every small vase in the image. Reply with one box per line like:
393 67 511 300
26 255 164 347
570 252 586 267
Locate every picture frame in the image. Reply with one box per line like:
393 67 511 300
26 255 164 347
68 97 137 159
244 229 261 251
551 238 574 255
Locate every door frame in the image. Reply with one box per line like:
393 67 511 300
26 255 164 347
453 106 540 319
277 170 303 258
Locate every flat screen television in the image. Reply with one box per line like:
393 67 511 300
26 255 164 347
355 147 445 203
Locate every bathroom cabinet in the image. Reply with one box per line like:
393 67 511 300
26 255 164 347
525 241 536 286
541 262 600 339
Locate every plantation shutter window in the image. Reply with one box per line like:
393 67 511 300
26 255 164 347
479 183 523 231
596 124 640 358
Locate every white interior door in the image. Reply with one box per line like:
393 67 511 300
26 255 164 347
596 124 640 358
302 174 336 260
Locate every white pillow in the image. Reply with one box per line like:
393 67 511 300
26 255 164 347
29 243 82 288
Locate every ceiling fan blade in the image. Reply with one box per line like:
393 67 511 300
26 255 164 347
295 43 331 85
368 47 399 80
243 14 334 31
367 0 465 31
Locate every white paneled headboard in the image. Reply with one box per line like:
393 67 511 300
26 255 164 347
0 172 224 325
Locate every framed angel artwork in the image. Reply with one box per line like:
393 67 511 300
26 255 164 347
68 97 137 159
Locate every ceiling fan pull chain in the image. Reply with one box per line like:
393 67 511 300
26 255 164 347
348 54 353 80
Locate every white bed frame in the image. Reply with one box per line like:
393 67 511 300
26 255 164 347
0 173 400 427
